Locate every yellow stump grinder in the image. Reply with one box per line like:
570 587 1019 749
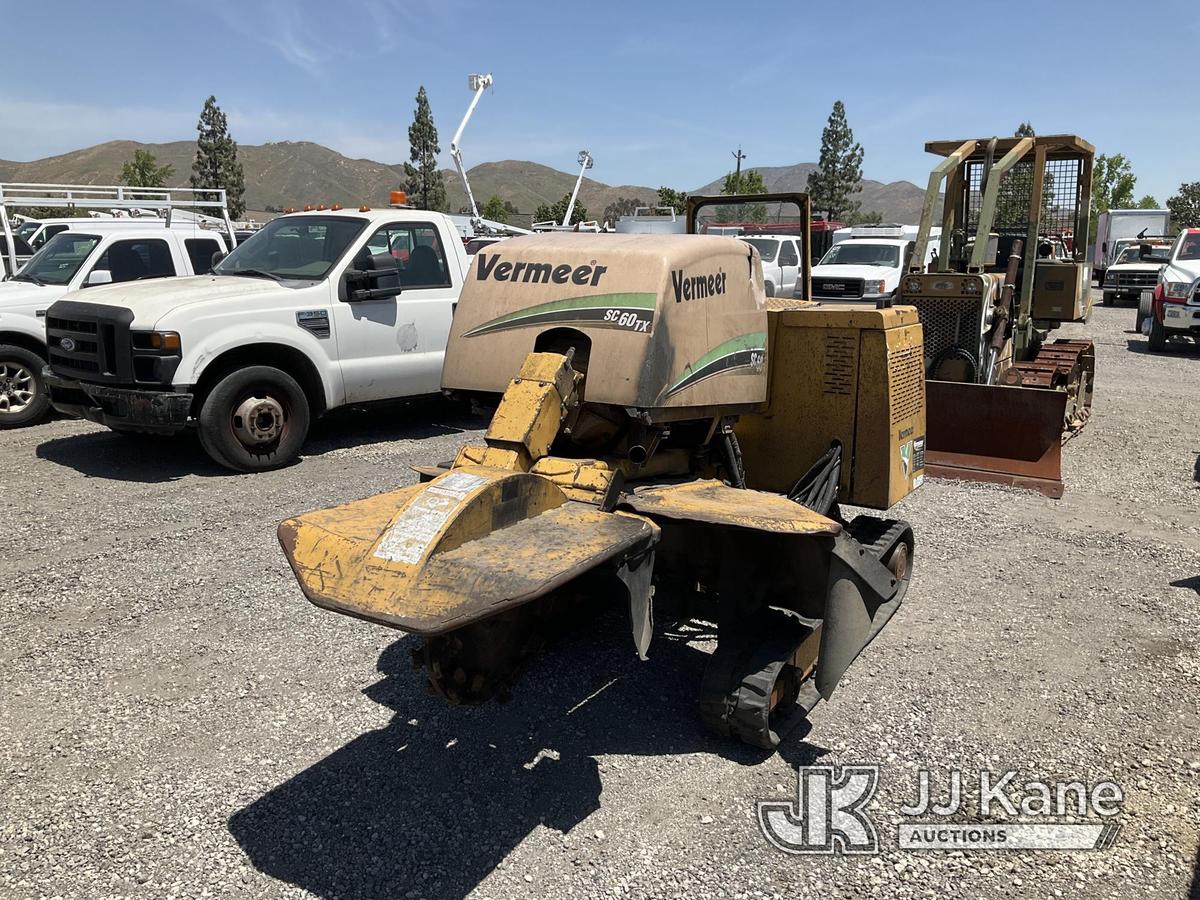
279 194 927 750
900 135 1096 498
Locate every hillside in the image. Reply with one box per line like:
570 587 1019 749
693 164 927 224
0 140 928 224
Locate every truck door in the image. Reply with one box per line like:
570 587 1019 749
332 220 456 403
79 236 178 288
777 239 800 295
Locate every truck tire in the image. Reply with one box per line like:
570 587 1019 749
1147 315 1166 353
1102 291 1115 306
0 344 51 428
1135 292 1153 333
764 281 776 298
198 366 310 472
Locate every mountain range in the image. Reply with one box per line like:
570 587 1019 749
0 140 928 224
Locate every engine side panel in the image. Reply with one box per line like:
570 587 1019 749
442 233 768 416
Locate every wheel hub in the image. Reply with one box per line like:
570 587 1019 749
0 363 34 415
232 395 285 446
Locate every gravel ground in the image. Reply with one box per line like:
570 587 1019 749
1 295 1198 899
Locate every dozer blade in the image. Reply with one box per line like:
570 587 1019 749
925 380 1068 498
279 467 658 635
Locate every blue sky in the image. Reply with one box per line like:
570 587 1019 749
4 0 1198 202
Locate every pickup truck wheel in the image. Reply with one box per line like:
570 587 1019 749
764 281 776 298
1102 291 1115 306
1147 315 1167 352
0 345 51 428
198 366 310 472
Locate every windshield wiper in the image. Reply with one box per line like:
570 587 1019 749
223 268 285 282
12 273 45 286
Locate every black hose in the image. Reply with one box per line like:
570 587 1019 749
788 442 842 516
721 429 746 489
929 346 978 383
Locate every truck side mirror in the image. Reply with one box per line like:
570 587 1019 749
343 267 402 302
85 269 113 287
1101 241 1107 253
211 250 227 268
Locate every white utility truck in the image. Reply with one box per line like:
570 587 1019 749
1141 228 1200 352
808 224 940 303
1092 208 1170 284
45 196 469 471
0 184 234 428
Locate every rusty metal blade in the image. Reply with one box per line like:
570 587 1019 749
925 380 1068 498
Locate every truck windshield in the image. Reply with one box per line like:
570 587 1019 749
15 233 101 285
15 221 41 242
1179 236 1200 261
742 238 779 262
215 215 367 280
1118 246 1169 264
818 243 900 267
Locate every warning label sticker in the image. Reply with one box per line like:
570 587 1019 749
374 473 489 564
913 436 926 472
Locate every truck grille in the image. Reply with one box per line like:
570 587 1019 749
1110 271 1158 290
45 301 136 384
813 277 864 299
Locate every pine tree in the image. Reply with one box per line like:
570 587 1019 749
120 149 175 189
403 86 447 212
481 195 509 224
806 101 864 222
189 96 246 219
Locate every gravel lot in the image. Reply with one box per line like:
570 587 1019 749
2 295 1198 899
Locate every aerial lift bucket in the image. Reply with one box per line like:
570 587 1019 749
925 380 1068 499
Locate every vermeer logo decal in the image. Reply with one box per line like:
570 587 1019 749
463 292 657 337
476 253 607 287
671 268 727 302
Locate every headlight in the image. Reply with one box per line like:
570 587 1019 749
1164 282 1191 299
131 330 182 352
1104 271 1116 284
863 279 887 295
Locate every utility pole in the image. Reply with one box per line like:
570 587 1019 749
731 146 747 193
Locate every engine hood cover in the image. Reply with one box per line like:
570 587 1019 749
54 275 286 326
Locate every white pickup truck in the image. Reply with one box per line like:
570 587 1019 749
1102 241 1169 307
44 205 468 471
809 225 939 302
739 234 804 298
0 224 230 427
1143 228 1200 352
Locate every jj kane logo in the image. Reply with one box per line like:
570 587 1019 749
759 765 1123 855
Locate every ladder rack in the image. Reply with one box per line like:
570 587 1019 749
0 183 236 274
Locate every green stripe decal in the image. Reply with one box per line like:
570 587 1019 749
464 292 657 337
663 331 768 399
